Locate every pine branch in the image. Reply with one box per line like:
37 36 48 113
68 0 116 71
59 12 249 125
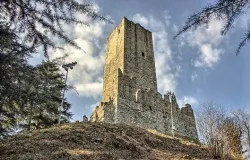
0 0 112 57
174 0 250 55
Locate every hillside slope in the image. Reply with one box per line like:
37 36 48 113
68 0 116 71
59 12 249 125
0 122 212 160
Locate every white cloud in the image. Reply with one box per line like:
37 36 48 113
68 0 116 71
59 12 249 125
89 101 100 112
191 72 198 81
178 96 199 108
132 13 179 93
182 17 226 68
132 14 149 27
239 10 250 29
51 2 113 98
193 44 223 68
74 80 103 99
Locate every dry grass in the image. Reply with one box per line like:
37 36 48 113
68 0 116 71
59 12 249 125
0 122 212 160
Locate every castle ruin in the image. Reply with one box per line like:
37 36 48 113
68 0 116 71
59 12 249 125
90 17 198 139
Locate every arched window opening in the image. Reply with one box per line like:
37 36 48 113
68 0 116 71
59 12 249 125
142 52 145 57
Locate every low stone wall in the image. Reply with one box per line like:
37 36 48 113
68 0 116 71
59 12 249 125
90 100 116 123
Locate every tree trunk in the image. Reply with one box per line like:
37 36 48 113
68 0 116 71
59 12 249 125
27 102 33 131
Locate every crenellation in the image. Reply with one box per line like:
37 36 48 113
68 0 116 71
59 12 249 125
90 17 198 140
181 104 194 117
164 94 171 104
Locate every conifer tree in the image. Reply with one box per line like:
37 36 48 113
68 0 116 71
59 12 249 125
0 0 109 137
0 23 34 137
0 0 111 56
18 58 73 131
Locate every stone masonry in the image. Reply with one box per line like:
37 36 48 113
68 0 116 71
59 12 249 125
90 17 198 139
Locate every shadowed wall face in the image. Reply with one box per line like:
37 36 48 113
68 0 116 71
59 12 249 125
123 19 157 92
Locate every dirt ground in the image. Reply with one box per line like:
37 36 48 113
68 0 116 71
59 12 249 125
0 122 212 160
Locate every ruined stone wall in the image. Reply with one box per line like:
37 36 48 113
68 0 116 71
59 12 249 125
115 70 198 139
90 100 116 123
116 69 169 133
176 104 198 139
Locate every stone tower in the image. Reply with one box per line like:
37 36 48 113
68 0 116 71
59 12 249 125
102 17 157 103
91 17 198 140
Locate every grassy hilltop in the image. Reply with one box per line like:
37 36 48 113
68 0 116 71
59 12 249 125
0 122 212 160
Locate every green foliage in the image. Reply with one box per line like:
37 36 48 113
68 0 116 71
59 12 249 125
0 24 73 137
0 23 34 137
0 0 109 138
0 44 73 137
18 59 73 132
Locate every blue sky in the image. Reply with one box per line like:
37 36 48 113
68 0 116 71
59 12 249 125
32 0 250 121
